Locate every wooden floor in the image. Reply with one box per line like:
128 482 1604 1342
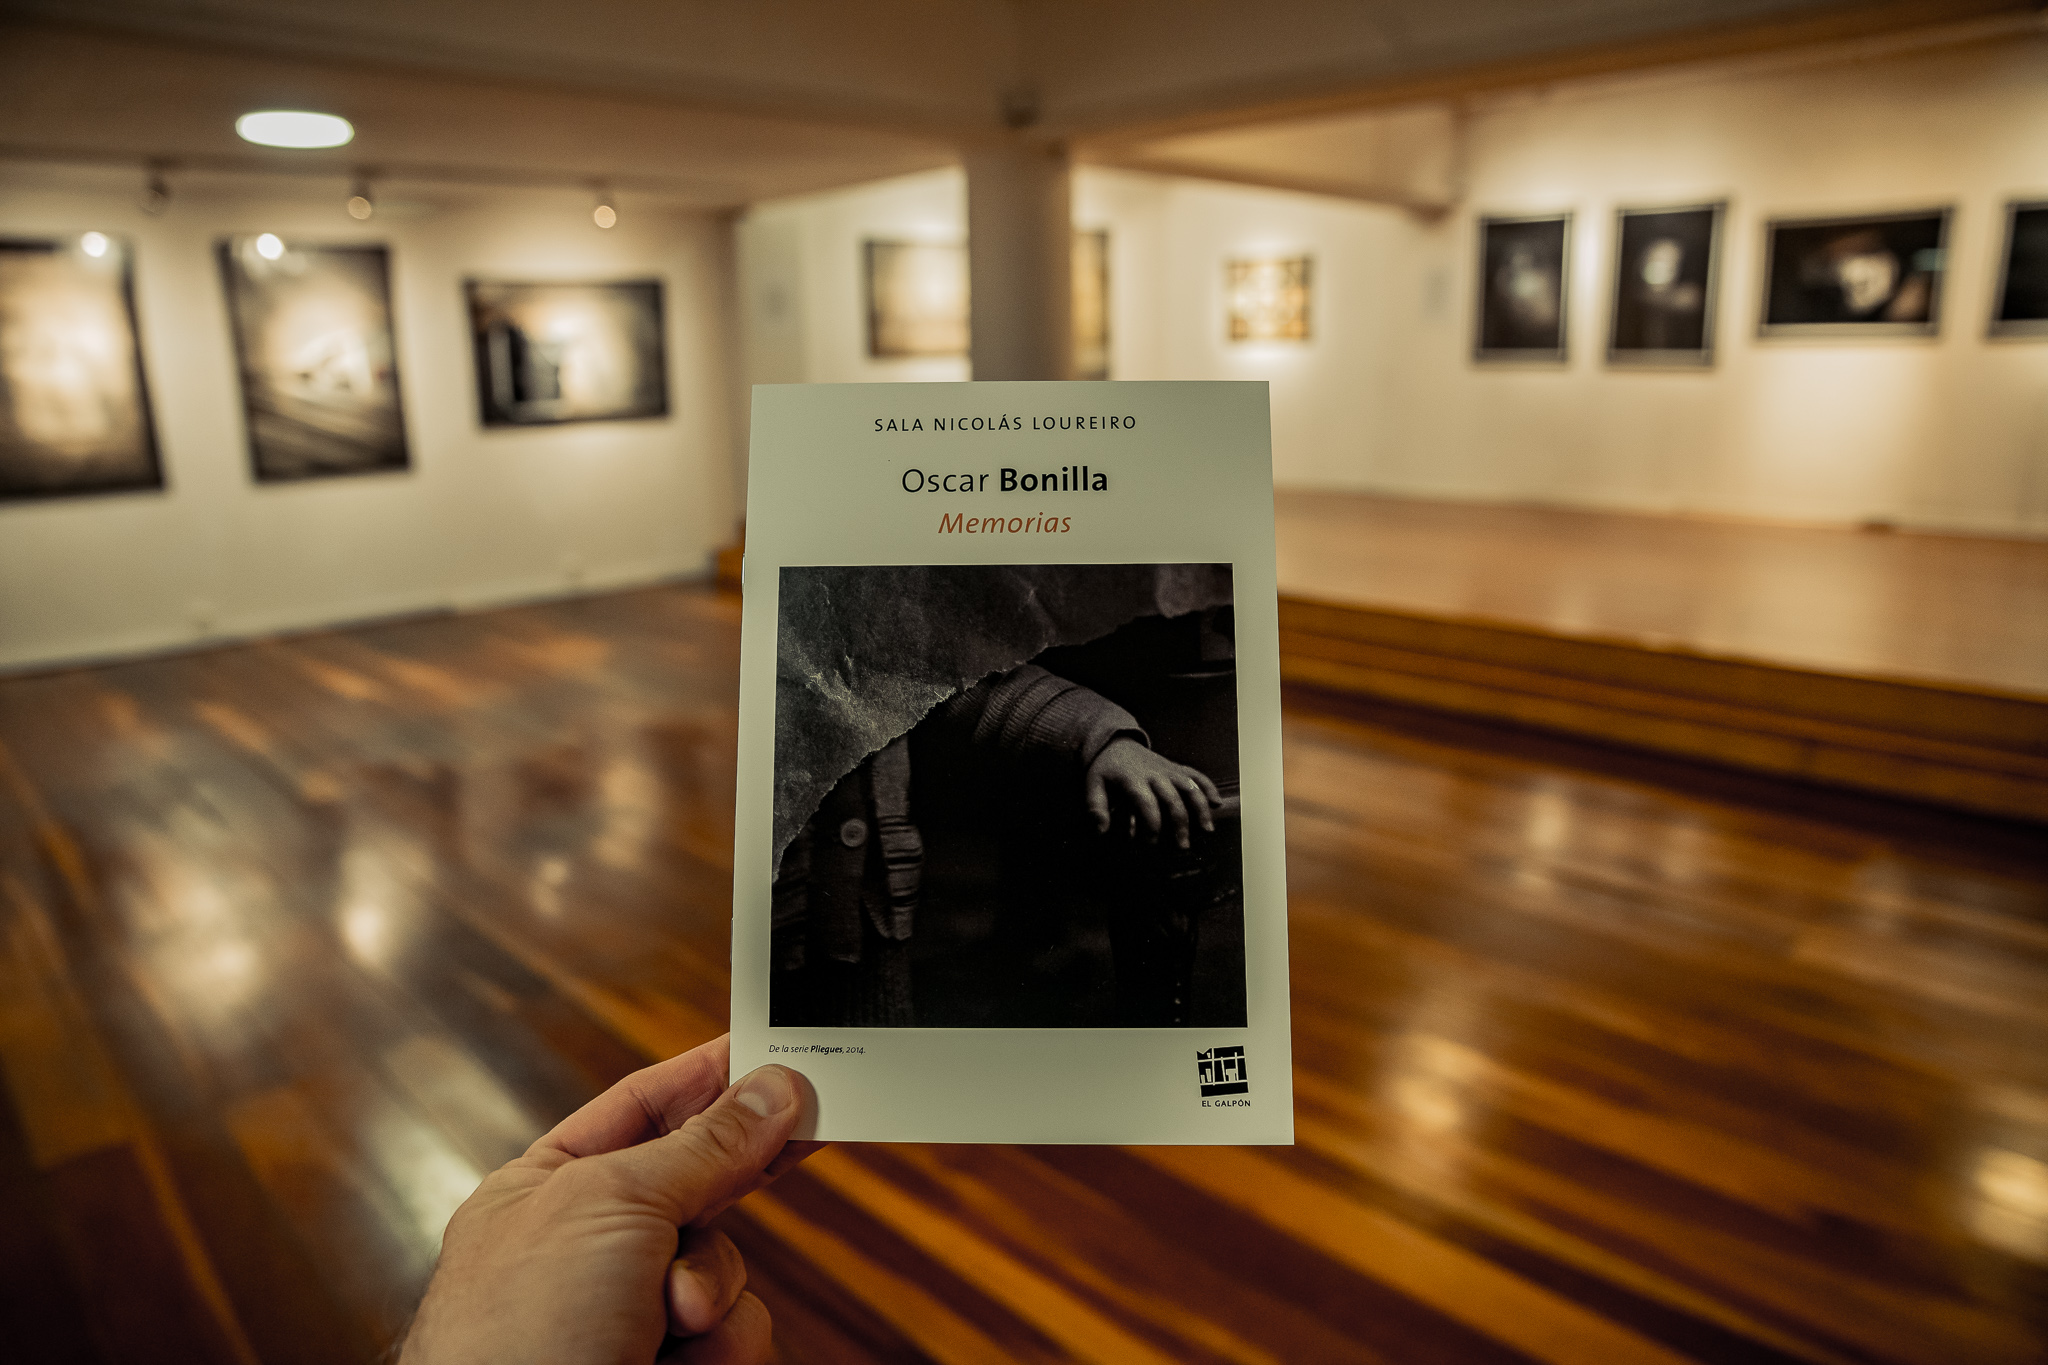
2 584 2046 1365
1275 493 2048 696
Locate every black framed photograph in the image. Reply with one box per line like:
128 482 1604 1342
1476 213 1571 361
771 563 1245 1030
217 237 409 483
467 279 668 426
864 240 968 358
1608 202 1722 366
0 235 162 502
1991 200 2048 338
1759 209 1949 337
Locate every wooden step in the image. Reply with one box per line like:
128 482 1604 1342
1279 594 2048 824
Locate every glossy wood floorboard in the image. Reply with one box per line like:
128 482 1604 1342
1274 491 2048 695
1 583 2044 1365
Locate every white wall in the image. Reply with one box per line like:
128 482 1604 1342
740 33 2048 537
739 169 973 390
0 173 740 671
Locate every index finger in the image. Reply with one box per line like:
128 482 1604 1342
538 1034 733 1159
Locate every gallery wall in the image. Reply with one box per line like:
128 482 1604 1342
0 172 740 671
737 32 2048 536
1377 31 2048 534
738 170 974 391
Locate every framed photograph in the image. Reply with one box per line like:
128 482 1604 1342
217 238 409 482
1073 228 1110 379
733 380 1292 1144
864 240 968 358
0 235 162 502
1990 200 2048 338
1225 255 1311 342
1608 202 1722 366
1759 209 1949 337
467 279 668 426
1476 213 1571 361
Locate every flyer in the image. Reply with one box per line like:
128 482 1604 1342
730 380 1291 1144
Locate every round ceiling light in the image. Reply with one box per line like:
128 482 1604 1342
236 110 354 149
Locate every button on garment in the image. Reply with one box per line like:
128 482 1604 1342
839 818 869 848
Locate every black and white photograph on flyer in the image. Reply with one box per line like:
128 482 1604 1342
771 562 1245 1030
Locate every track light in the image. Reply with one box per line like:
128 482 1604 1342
140 164 170 216
593 186 617 230
256 233 285 261
81 231 109 258
347 175 374 221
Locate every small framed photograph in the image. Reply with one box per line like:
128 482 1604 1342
467 279 668 426
1990 200 2048 338
0 235 162 501
1476 213 1571 362
217 238 410 482
1225 255 1311 342
864 241 968 358
1608 202 1722 366
1759 208 1949 337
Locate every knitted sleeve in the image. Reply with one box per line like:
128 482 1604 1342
935 664 1147 769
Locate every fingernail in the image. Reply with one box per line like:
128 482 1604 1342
734 1066 795 1117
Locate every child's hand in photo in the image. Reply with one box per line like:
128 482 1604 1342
1084 736 1222 848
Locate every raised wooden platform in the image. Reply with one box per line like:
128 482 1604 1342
1276 494 2048 824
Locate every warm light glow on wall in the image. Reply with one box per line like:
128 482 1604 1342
236 110 355 149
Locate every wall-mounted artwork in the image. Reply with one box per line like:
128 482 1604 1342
1476 214 1570 361
1608 202 1722 366
1759 209 1948 337
0 235 162 502
1073 229 1110 379
467 280 668 426
865 241 968 358
1990 201 2048 338
217 238 409 482
1225 255 1311 342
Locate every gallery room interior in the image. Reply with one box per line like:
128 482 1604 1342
2 0 2046 1361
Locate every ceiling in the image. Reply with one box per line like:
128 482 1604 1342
0 0 2030 211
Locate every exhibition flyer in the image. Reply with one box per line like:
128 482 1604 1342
730 381 1292 1144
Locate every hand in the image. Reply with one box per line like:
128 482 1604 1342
1084 737 1223 849
401 1035 821 1365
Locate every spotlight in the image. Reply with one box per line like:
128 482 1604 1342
140 166 171 216
593 186 617 229
236 110 354 149
81 231 109 258
256 232 285 261
347 176 374 221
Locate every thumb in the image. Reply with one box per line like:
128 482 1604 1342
600 1065 807 1226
